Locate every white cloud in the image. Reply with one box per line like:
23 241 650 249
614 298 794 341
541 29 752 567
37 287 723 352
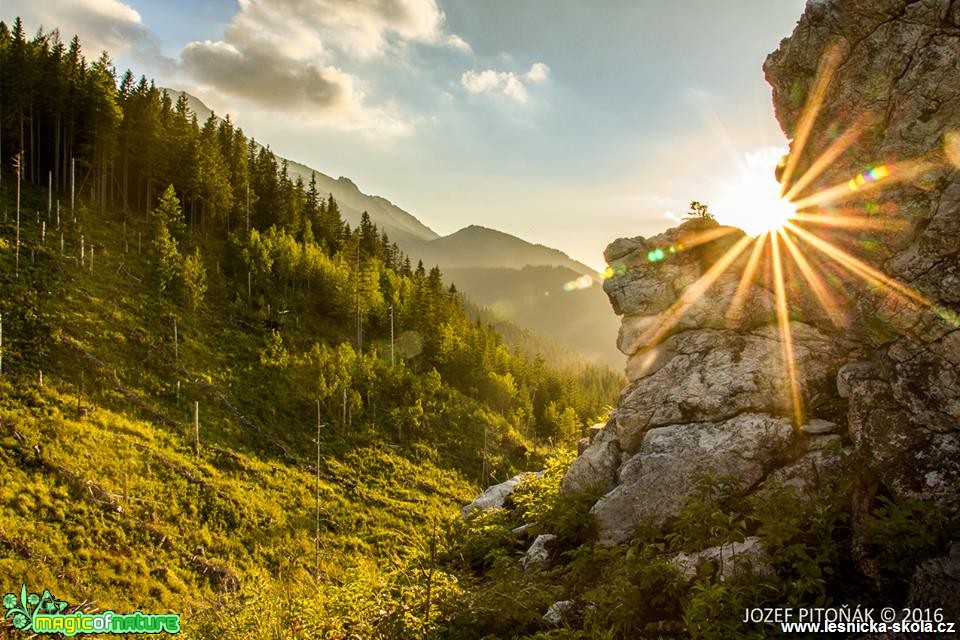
179 0 470 135
182 39 413 137
460 63 550 103
445 33 472 54
221 0 459 61
4 0 171 68
461 69 505 94
525 62 550 83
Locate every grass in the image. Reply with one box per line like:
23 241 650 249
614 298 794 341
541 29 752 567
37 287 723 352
0 189 539 638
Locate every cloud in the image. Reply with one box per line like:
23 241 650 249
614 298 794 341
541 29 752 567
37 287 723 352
525 62 550 83
445 33 472 54
179 0 469 135
460 63 550 103
4 0 172 69
181 38 412 136
218 0 462 60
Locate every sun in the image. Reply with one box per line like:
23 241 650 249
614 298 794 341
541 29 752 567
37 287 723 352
711 146 797 237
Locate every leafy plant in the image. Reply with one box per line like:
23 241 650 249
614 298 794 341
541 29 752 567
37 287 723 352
861 494 946 589
666 472 749 553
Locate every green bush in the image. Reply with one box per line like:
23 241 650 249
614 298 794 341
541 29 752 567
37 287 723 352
861 494 947 591
666 472 750 552
581 545 684 637
452 508 519 573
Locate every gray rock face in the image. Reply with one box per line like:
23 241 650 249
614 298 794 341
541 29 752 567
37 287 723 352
561 423 621 495
766 435 847 495
670 536 772 582
764 0 960 518
616 324 844 452
591 414 796 545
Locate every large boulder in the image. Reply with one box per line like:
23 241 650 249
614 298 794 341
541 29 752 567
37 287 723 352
615 324 845 453
591 414 797 545
561 423 621 495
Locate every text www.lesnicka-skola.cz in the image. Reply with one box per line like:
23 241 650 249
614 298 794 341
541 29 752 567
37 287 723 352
744 607 956 635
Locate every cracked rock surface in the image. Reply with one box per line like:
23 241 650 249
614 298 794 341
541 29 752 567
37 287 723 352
568 0 959 547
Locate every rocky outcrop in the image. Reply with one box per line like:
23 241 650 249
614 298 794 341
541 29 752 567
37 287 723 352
568 0 959 558
764 0 960 517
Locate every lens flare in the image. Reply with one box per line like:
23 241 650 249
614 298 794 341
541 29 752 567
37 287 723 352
563 274 596 292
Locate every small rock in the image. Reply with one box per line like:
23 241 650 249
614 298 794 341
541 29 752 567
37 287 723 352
511 523 535 536
521 534 557 570
542 600 576 626
643 620 686 636
670 536 771 581
801 419 837 435
461 472 540 518
766 439 846 495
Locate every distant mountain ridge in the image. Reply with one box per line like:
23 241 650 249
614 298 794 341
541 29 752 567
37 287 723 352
165 88 618 367
163 89 593 275
163 89 439 246
412 225 595 276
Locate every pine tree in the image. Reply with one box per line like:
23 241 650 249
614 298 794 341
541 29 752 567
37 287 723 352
152 186 185 293
154 222 182 293
154 184 186 238
182 247 207 310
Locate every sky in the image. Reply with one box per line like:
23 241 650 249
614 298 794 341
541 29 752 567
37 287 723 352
3 0 807 270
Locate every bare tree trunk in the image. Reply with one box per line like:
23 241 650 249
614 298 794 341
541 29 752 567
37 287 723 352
15 154 21 278
315 398 324 580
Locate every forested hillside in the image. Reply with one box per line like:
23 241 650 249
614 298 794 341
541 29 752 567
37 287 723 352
0 20 621 638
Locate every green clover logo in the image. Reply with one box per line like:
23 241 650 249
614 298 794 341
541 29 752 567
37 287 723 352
3 585 68 632
11 612 28 629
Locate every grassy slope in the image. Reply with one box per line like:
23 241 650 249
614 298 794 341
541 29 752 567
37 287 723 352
0 190 525 637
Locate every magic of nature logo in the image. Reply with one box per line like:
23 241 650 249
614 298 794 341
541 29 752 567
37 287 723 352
3 584 180 636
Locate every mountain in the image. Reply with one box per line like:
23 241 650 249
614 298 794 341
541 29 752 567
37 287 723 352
163 89 438 245
445 265 622 369
285 162 439 244
0 27 626 637
165 89 620 368
411 225 595 276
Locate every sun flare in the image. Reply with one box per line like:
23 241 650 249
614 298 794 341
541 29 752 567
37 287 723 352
712 146 797 237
